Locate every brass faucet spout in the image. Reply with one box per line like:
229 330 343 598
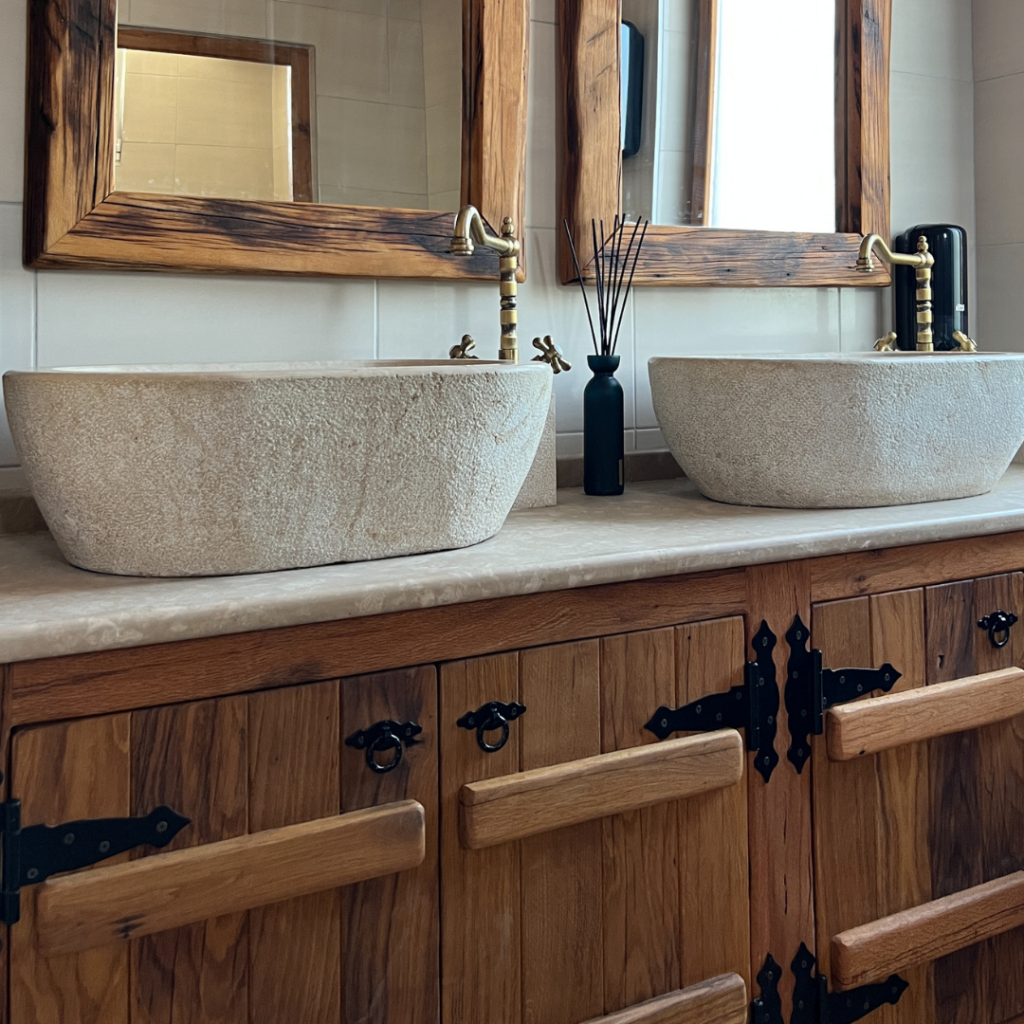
857 234 936 352
449 205 521 362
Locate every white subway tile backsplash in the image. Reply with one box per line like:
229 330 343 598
839 287 884 352
892 0 973 81
36 272 376 366
531 0 556 26
526 19 558 230
973 0 1024 81
976 243 1024 350
974 73 1024 247
0 204 35 466
635 428 666 451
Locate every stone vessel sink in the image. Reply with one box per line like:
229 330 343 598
3 360 552 576
649 352 1024 508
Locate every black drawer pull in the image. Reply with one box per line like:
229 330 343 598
978 610 1018 649
457 701 526 753
345 720 422 773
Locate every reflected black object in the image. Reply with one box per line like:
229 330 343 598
621 20 644 158
895 224 969 351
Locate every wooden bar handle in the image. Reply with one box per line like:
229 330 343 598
460 730 743 850
36 799 425 957
831 870 1024 990
826 666 1024 760
578 973 747 1024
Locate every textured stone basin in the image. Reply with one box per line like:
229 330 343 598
649 352 1024 508
3 360 552 576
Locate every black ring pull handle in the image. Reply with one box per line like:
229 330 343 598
978 610 1019 649
457 701 526 753
345 720 422 774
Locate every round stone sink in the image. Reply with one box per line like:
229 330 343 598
3 360 552 576
649 352 1024 509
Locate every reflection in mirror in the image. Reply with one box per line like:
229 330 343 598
621 0 836 233
114 0 462 210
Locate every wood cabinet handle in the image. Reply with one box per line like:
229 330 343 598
577 974 747 1024
460 730 743 850
831 870 1024 990
35 799 425 957
825 666 1024 760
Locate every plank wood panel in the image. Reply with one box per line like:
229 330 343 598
577 974 748 1024
600 628 681 1014
808 531 1024 603
340 667 439 1024
9 715 131 1024
810 598 879 986
9 570 746 726
129 696 249 1024
868 588 935 1024
675 618 750 992
36 803 425 958
519 640 604 1024
25 0 529 280
744 562 814 1020
0 664 10 1024
438 653 522 1024
832 871 1024 990
247 682 341 1024
461 732 742 850
826 666 1024 759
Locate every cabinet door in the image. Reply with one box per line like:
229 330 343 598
811 574 1024 1024
7 668 438 1024
439 619 751 1024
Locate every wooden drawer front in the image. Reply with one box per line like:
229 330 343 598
439 618 751 1024
811 573 1024 1024
8 667 439 1024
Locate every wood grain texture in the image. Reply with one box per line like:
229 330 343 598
675 619 750 993
600 628 681 1014
745 562 814 1019
832 870 1024 990
340 667 439 1024
808 531 1024 602
129 696 249 1024
577 974 748 1024
826 666 1024 759
25 0 528 280
558 0 892 287
0 665 10 1024
9 569 746 726
460 731 742 850
9 715 131 1024
519 639 604 1024
247 682 342 1024
36 803 425 958
438 653 521 1024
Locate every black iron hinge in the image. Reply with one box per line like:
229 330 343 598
785 616 901 773
751 953 784 1024
790 943 908 1024
0 800 190 926
645 620 780 782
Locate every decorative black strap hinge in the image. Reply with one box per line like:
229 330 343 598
790 943 908 1024
645 620 780 782
751 953 784 1024
785 616 901 773
0 800 190 926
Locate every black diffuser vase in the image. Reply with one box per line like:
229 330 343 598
584 354 624 495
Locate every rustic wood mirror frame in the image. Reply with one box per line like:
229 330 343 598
559 0 892 287
24 0 528 281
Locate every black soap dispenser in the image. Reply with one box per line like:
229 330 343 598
894 225 969 351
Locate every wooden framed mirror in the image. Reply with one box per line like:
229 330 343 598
560 0 891 287
24 0 527 280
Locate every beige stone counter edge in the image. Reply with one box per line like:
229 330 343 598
5 472 1024 664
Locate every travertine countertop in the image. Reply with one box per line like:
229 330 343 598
7 470 1024 664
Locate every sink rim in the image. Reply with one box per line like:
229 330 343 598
649 351 1024 365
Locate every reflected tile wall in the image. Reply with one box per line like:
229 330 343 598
0 0 977 471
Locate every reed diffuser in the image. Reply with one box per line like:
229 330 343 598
564 215 648 495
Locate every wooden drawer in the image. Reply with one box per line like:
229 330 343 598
438 617 752 1024
810 573 1024 1024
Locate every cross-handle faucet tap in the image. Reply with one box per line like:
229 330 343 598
449 205 521 362
856 234 936 352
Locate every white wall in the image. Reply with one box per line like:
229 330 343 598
0 0 976 472
973 0 1024 348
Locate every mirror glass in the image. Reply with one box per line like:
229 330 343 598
621 0 836 232
113 0 463 210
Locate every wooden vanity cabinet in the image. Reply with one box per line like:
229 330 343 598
810 573 1024 1024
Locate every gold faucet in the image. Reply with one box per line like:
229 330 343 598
856 234 936 352
449 205 521 362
